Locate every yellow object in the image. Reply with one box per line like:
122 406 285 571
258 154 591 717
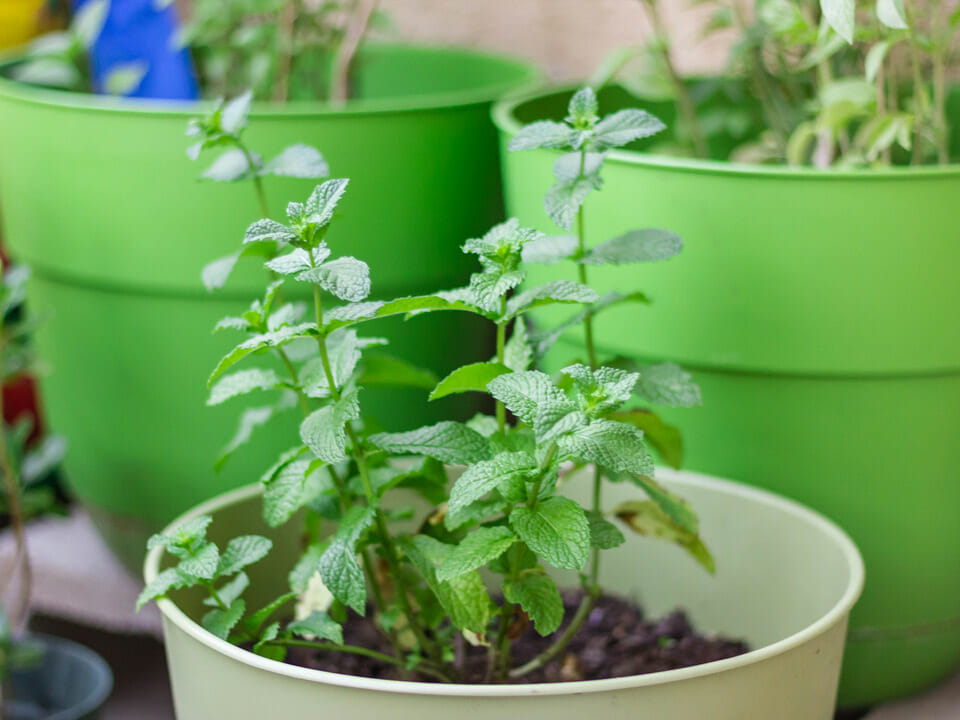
0 0 45 50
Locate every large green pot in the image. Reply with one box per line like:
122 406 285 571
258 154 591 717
0 45 538 569
145 469 863 720
493 85 960 708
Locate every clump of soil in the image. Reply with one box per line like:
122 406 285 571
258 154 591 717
288 591 748 684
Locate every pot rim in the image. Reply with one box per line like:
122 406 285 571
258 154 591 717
492 83 960 180
0 43 541 118
144 468 864 698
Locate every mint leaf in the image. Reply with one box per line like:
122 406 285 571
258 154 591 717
510 496 590 570
614 500 714 573
534 291 649 357
545 177 599 231
590 109 666 149
820 0 855 42
630 474 699 536
487 371 571 426
288 542 328 593
263 144 329 178
300 329 371 397
179 540 220 580
299 391 361 463
358 354 438 390
445 497 510 532
207 368 281 406
436 526 517 581
447 452 537 521
324 301 386 330
503 573 564 636
300 257 370 302
244 218 298 245
305 179 349 226
581 229 682 266
217 535 272 577
370 421 491 465
201 148 255 182
318 505 376 614
567 87 599 128
468 270 525 313
262 458 315 527
209 323 317 383
505 280 598 319
634 362 702 408
220 90 253 134
288 611 343 645
401 536 492 633
503 318 533 372
240 593 298 640
204 573 249 608
202 599 246 641
562 364 638 416
558 419 654 476
508 121 574 152
553 152 606 183
265 247 331 276
586 510 626 549
429 362 511 400
521 234 578 265
202 252 240 292
610 410 683 469
136 568 193 610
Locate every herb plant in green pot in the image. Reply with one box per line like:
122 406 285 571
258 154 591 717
0 2 539 568
493 1 960 708
142 93 863 720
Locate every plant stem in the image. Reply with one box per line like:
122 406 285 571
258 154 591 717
508 584 597 679
0 348 31 635
203 581 229 611
237 142 270 218
637 0 708 158
495 297 507 433
329 0 378 104
272 1 297 103
265 638 453 681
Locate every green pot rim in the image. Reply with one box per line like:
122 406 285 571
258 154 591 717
0 43 542 118
144 469 864 698
492 83 960 180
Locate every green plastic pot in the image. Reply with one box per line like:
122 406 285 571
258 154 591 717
493 84 960 708
0 45 538 568
144 469 863 720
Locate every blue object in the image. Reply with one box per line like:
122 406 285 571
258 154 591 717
72 0 199 99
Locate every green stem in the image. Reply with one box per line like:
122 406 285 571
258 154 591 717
495 297 507 433
203 581 229 611
526 443 559 510
264 638 453 682
237 141 270 218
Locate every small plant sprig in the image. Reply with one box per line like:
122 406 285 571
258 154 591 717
187 90 330 292
0 265 68 680
141 87 711 683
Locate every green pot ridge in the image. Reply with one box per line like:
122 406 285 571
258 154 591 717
493 84 960 708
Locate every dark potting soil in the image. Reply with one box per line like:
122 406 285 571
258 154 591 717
287 591 749 684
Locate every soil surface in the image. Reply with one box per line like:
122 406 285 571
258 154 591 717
288 591 749 684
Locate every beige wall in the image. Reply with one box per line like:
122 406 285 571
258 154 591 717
380 0 731 80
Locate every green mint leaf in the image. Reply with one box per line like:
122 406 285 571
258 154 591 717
466 413 499 438
535 407 587 445
215 405 276 472
462 218 542 263
436 526 517 581
445 497 510 532
358 354 438 390
267 302 308 332
545 177 599 231
590 109 666 150
208 323 317 383
202 252 241 292
214 316 251 333
220 90 253 134
533 291 650 356
305 179 349 226
262 457 316 527
207 368 282 406
103 61 147 96
614 500 714 573
634 362 702 408
373 294 473 320
216 535 272 577
299 257 371 302
11 58 81 89
299 390 361 463
503 572 564 636
300 329 374 397
288 611 343 645
510 496 590 570
820 0 855 42
610 410 683 469
521 234 578 265
401 536 492 634
21 435 67 485
323 301 386 331
201 148 256 182
201 598 246 641
253 622 284 660
447 452 537 523
553 152 606 183
558 419 654 476
370 421 492 465
563 364 638 416
581 229 682 266
136 568 193 610
319 506 376 614
567 87 599 128
244 218 298 245
503 318 534 372
505 280 599 320
429 362 512 401
487 371 571 426
73 0 109 49
288 542 328 593
877 0 908 29
178 540 220 580
629 474 699 536
586 510 626 549
265 247 331 276
508 121 574 152
204 572 249 608
240 593 298 640
262 144 329 178
468 270 525 313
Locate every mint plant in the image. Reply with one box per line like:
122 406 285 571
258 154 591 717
141 87 712 683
